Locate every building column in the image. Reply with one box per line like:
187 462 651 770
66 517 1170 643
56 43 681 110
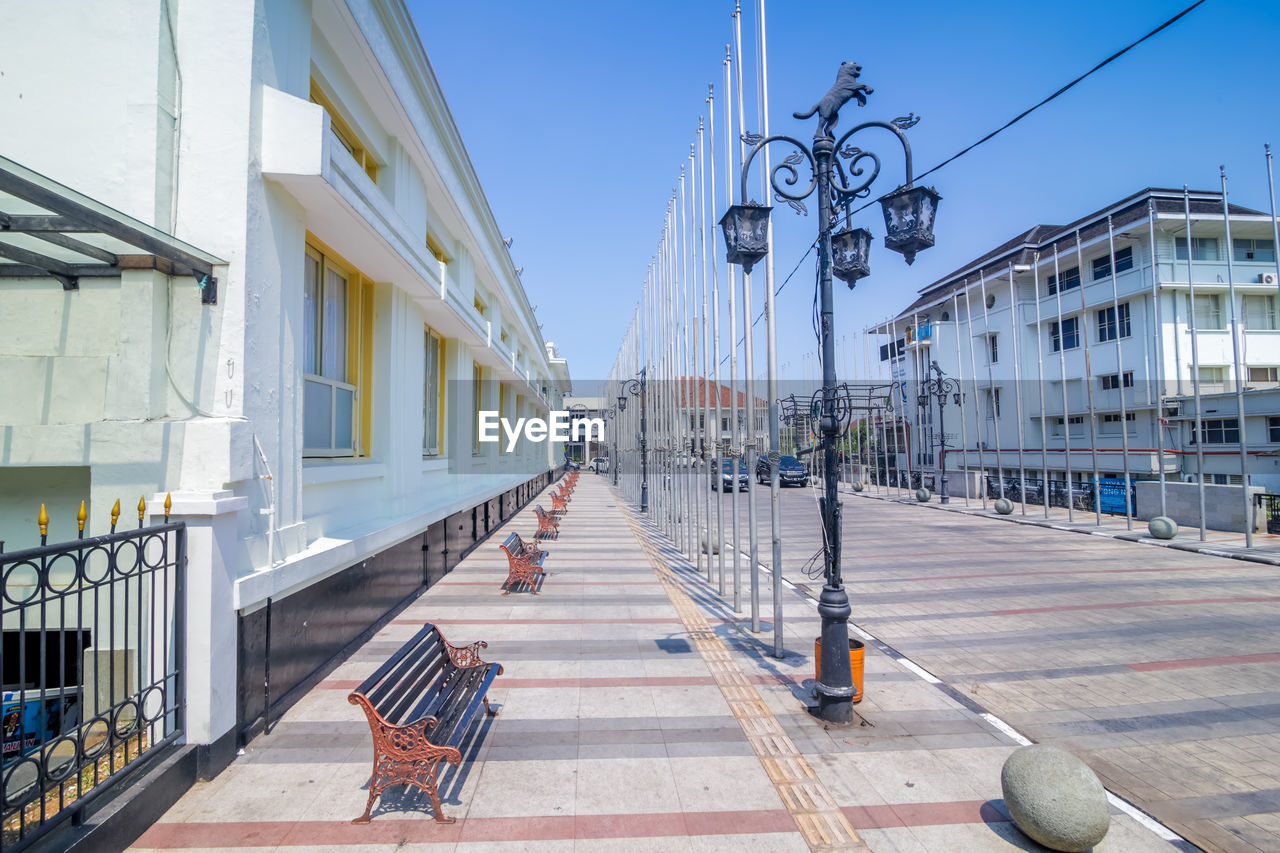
150 490 246 751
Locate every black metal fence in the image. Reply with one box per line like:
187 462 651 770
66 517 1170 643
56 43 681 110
1257 493 1280 535
0 510 184 851
985 475 1098 512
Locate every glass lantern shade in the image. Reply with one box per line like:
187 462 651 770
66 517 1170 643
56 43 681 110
718 203 772 273
830 226 872 287
617 395 627 411
880 185 942 265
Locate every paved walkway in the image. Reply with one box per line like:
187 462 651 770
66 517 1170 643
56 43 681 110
133 474 1178 852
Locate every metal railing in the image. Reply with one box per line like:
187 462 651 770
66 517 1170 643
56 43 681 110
985 475 1098 511
0 499 184 851
1256 494 1280 534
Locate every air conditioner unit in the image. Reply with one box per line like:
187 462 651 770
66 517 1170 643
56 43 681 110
1261 273 1278 286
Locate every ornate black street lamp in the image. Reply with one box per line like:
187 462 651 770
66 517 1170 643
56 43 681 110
719 62 940 724
567 403 589 466
619 370 649 512
916 360 962 504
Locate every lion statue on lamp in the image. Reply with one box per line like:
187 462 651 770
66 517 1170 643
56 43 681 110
794 61 872 138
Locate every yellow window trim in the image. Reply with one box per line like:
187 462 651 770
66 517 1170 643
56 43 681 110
424 324 446 456
305 232 373 457
310 78 378 183
473 362 484 455
426 233 450 265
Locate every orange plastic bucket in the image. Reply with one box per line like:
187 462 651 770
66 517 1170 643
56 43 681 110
814 638 864 703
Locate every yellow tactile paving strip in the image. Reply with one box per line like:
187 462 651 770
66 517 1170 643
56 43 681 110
626 510 868 853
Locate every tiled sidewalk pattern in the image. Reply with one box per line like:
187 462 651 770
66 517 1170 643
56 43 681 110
133 475 1179 852
719 481 1280 852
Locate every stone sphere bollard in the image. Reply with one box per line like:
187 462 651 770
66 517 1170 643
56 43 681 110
994 497 1014 515
1147 516 1178 540
701 531 719 555
852 481 864 493
915 487 931 503
1001 745 1110 852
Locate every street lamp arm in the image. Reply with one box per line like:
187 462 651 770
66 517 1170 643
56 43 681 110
831 119 915 200
738 133 819 210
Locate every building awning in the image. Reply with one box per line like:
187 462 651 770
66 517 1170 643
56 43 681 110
0 154 225 303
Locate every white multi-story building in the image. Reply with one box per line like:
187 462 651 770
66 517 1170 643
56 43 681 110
0 0 570 804
869 187 1280 513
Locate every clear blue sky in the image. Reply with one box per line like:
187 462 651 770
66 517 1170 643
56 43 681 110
413 0 1280 387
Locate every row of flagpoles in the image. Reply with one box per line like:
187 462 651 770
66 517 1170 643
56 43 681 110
607 0 789 655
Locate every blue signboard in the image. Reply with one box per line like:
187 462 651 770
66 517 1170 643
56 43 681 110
1097 478 1135 515
2 690 81 760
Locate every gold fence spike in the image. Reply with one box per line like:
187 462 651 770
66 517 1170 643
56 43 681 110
77 500 87 534
37 504 49 537
164 493 172 521
110 499 121 529
138 495 147 523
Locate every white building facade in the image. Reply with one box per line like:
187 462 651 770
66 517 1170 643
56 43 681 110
0 0 570 781
869 188 1280 519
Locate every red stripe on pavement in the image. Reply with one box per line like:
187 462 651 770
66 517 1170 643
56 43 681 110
319 673 803 690
995 595 1280 615
1130 651 1280 671
439 580 662 587
134 800 1003 847
392 617 683 626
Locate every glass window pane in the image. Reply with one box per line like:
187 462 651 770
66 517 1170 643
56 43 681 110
304 379 332 450
334 386 354 451
424 331 440 452
304 254 319 375
322 267 347 381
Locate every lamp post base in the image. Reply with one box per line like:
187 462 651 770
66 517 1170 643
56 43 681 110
815 584 855 725
940 473 950 504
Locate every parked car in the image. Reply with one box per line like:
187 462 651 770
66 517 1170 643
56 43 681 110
713 458 749 491
756 454 809 487
590 457 608 474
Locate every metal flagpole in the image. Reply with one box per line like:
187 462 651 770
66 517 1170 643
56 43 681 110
668 202 679 539
978 271 1005 499
677 176 687 550
1184 186 1208 541
1148 202 1169 517
756 0 784 657
1221 167 1254 548
723 43 742 611
953 294 971 506
733 0 761 633
697 124 712 577
962 285 987 508
689 145 703 569
1075 231 1103 526
1007 264 1029 514
888 314 904 496
1052 244 1076 522
1268 145 1280 298
1032 253 1050 518
708 84 726 594
1106 217 1135 529
683 157 696 561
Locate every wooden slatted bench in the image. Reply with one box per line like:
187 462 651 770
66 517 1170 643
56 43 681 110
498 531 548 594
550 491 569 515
348 623 502 824
534 505 559 540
